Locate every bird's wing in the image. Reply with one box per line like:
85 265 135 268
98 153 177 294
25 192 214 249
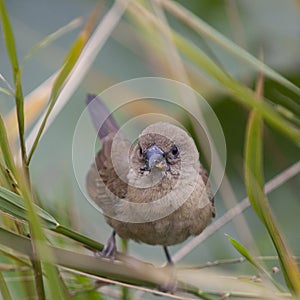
85 94 130 215
86 136 130 213
199 164 215 217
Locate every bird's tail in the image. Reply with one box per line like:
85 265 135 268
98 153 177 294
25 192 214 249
86 94 119 140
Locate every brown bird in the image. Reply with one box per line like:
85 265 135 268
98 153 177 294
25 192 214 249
86 94 215 265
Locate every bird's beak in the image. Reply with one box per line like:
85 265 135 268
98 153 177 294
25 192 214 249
146 144 169 171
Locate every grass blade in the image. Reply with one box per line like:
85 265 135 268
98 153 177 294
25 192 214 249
53 225 103 252
0 185 104 251
26 8 100 165
0 248 31 268
5 74 56 145
127 2 300 146
0 0 18 79
0 227 170 290
226 234 263 272
0 181 64 299
0 114 17 177
22 18 82 66
25 0 128 156
0 86 13 96
226 234 285 292
0 272 13 300
0 186 58 229
0 0 26 165
159 0 300 98
244 72 300 295
0 72 14 94
0 228 290 299
0 227 283 299
17 174 66 299
174 36 300 144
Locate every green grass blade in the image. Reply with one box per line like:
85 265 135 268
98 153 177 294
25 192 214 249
0 0 18 81
18 177 65 300
23 18 82 66
174 37 300 144
0 186 58 229
0 227 202 295
0 272 13 300
0 0 27 166
226 235 262 271
0 228 288 299
244 106 264 220
0 114 17 177
127 2 300 146
53 225 103 252
31 258 46 300
26 10 99 165
160 0 300 97
0 186 104 251
226 234 285 292
0 248 31 268
244 87 300 295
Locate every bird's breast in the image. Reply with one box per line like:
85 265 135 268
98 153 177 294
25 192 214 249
126 168 178 204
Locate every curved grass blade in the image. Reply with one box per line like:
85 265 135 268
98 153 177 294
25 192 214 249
159 0 300 98
0 0 26 165
26 8 100 165
174 36 300 145
226 234 285 292
127 2 300 146
5 74 56 145
0 0 18 79
25 1 129 158
244 75 300 295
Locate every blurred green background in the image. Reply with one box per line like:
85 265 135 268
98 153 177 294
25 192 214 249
1 0 300 298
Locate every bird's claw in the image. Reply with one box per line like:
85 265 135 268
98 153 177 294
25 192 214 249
158 263 177 294
100 231 117 260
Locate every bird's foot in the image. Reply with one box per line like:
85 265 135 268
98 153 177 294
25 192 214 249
159 263 177 294
100 231 117 260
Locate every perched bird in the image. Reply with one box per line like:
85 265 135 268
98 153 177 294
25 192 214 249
86 94 215 265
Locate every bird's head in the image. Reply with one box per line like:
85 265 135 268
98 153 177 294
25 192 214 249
130 122 199 179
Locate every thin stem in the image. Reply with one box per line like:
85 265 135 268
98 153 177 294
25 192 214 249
53 225 104 251
173 160 300 262
31 258 46 300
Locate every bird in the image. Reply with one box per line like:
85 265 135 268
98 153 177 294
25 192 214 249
85 94 215 265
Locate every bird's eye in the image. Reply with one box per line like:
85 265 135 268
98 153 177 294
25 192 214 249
138 145 143 157
170 145 179 157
